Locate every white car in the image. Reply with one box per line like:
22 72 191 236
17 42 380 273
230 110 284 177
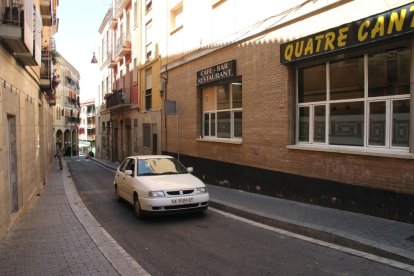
114 155 209 218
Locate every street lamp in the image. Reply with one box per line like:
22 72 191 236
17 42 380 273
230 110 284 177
91 52 98 64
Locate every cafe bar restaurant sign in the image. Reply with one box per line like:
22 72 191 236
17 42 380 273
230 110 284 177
280 3 414 64
197 60 236 85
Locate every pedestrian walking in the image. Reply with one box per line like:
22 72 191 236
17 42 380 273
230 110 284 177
55 142 65 170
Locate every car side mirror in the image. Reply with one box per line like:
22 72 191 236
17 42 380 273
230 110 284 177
187 167 193 173
125 169 133 176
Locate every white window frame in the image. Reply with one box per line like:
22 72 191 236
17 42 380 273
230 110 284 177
295 49 411 153
145 20 153 60
133 0 138 27
202 83 242 141
170 2 183 34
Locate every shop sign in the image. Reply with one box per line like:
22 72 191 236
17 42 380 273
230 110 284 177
280 3 414 64
197 60 236 85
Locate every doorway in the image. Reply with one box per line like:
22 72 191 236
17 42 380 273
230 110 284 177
8 115 18 213
152 133 157 155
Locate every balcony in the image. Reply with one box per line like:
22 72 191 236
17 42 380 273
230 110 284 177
65 90 79 107
39 0 53 26
115 0 130 18
65 76 79 91
40 49 53 89
108 59 117 69
101 50 112 68
0 2 39 66
110 17 117 28
116 33 131 60
65 117 80 125
40 49 57 105
39 51 56 105
105 88 131 110
109 10 117 29
104 50 117 69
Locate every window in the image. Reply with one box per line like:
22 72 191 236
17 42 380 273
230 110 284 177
133 0 138 26
145 89 152 110
145 68 152 110
145 20 153 60
143 124 151 148
133 58 137 83
296 47 411 150
102 80 106 98
120 158 133 172
134 119 138 152
202 79 242 139
107 121 111 134
170 3 183 34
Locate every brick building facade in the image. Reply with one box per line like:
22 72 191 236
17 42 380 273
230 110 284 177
162 1 414 222
94 0 414 222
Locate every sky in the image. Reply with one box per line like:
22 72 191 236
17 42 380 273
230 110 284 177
54 0 111 102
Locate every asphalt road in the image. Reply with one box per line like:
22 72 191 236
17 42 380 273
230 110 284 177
67 157 413 276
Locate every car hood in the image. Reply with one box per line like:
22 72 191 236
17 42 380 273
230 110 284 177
138 173 205 191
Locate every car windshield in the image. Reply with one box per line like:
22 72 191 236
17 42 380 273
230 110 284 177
137 158 188 176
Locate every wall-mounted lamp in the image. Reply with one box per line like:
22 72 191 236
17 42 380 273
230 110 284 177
91 52 98 64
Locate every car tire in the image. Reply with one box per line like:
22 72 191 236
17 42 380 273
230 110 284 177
115 185 121 202
134 195 144 219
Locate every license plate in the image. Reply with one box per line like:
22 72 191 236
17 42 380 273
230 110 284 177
171 198 194 205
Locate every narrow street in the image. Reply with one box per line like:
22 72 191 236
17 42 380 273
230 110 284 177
67 157 413 276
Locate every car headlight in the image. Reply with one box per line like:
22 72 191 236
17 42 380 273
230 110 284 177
196 187 207 194
148 191 165 197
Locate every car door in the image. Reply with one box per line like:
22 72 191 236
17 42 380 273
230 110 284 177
124 158 136 202
116 158 132 200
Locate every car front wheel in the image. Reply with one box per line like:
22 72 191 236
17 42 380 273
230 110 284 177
134 195 143 219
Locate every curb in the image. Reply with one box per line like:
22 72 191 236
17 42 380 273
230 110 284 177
209 200 414 267
90 157 118 171
64 159 150 276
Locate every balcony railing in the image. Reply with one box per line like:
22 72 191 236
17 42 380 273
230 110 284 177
101 50 112 68
0 1 40 66
65 90 79 107
40 48 59 105
106 88 131 110
65 76 79 91
1 4 24 27
108 8 117 28
108 59 117 69
40 50 52 87
116 33 131 59
65 117 80 125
